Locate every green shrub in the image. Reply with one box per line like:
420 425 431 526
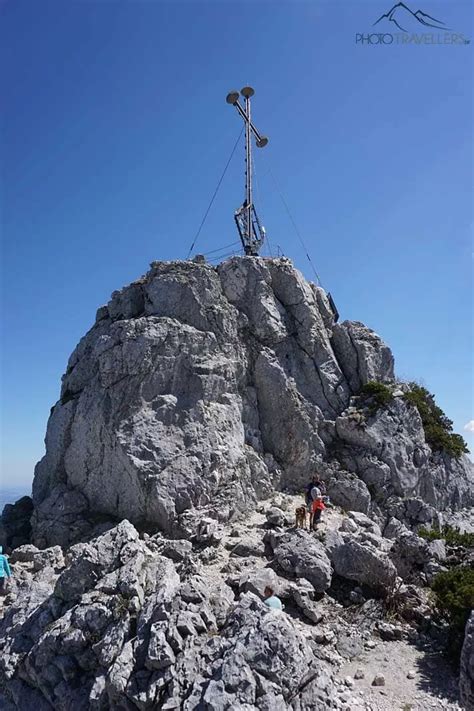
404 385 469 458
418 525 474 548
359 381 393 415
431 566 474 665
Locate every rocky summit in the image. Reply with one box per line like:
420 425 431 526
1 256 473 710
29 257 473 546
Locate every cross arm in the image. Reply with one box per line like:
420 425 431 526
232 100 268 148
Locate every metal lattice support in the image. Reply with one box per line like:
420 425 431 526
226 87 268 256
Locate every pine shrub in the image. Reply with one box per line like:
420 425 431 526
418 525 474 548
359 381 393 415
431 566 474 666
403 384 468 458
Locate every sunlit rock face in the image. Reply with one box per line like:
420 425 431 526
31 257 473 546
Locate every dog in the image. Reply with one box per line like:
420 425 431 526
295 505 307 529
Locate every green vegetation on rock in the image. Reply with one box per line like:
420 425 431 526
403 384 469 458
431 566 474 666
359 381 393 415
418 525 474 548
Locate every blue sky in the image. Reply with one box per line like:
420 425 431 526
1 0 473 490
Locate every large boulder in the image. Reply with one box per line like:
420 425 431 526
347 511 381 536
268 530 332 593
329 536 397 594
54 520 145 602
389 532 431 582
383 516 411 540
326 473 371 513
239 567 281 597
266 506 288 527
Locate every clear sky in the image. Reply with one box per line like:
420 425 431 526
1 0 473 490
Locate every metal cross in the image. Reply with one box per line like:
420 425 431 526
226 87 268 256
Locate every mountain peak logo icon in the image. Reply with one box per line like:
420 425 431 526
373 2 449 32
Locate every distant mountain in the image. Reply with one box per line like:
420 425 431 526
373 2 448 32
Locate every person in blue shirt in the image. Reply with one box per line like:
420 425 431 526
0 545 12 593
263 585 283 610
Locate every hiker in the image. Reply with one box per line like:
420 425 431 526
311 495 325 529
305 475 323 510
313 476 326 496
306 475 331 509
318 479 327 496
0 545 12 594
263 585 283 610
305 476 326 530
305 475 318 509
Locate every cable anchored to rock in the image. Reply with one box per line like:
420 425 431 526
186 127 244 259
262 158 324 289
200 241 241 257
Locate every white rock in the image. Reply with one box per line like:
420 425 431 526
329 537 397 593
268 529 332 593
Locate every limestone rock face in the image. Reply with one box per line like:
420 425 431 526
331 320 395 392
460 611 474 710
30 257 474 546
334 396 473 514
